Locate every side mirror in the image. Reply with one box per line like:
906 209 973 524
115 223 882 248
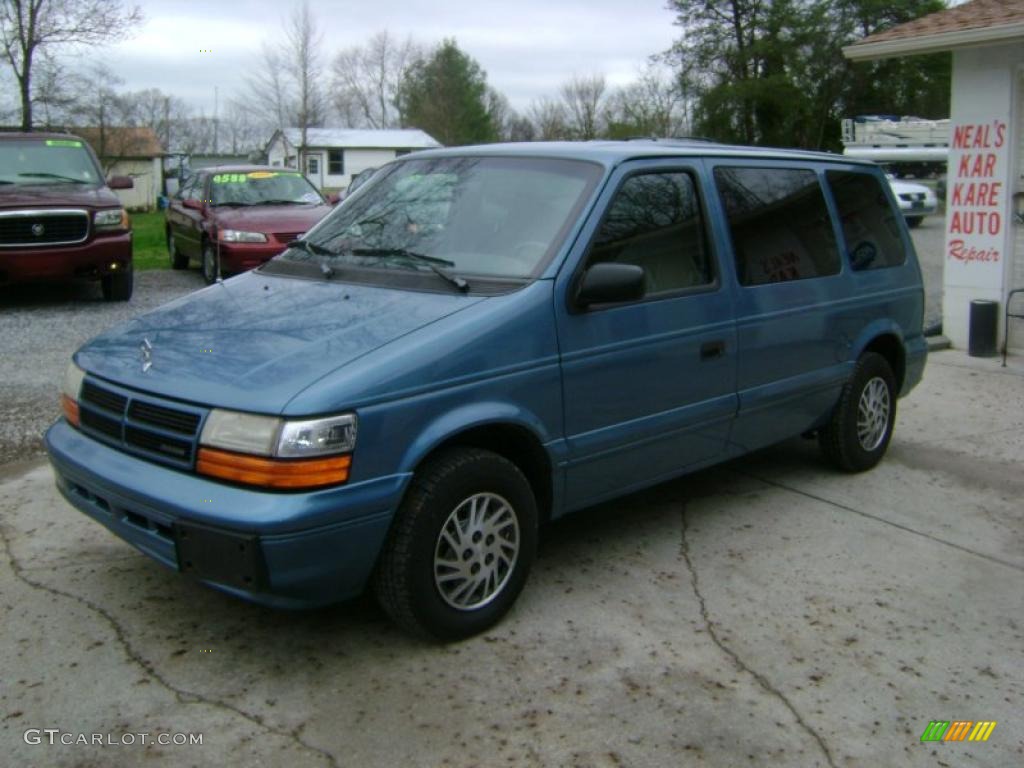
108 175 134 190
182 198 203 211
576 262 646 308
327 192 341 205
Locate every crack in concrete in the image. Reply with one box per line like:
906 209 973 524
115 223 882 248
679 507 838 768
0 523 339 768
738 471 1024 573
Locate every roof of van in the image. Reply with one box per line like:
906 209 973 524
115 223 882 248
406 139 874 167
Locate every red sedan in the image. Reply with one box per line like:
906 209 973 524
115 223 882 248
166 165 335 284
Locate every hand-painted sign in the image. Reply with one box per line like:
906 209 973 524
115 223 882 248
945 118 1010 287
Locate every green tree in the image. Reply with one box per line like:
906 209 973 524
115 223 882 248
666 0 948 150
399 39 496 146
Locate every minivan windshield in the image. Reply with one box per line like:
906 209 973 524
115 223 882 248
0 139 102 186
281 156 600 279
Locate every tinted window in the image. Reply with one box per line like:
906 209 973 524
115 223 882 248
588 172 713 295
826 171 906 270
714 167 840 286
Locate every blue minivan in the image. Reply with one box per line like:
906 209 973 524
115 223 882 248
46 141 926 640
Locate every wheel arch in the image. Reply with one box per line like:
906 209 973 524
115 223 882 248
398 407 556 523
851 324 907 392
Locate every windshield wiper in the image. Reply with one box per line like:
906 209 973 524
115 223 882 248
349 247 469 293
286 239 339 257
17 172 89 183
253 199 306 205
211 201 255 207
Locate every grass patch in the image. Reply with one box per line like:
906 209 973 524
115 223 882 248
130 210 169 271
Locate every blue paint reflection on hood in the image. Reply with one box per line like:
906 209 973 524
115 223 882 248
76 271 484 413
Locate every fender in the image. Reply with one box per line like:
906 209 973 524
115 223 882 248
849 318 906 360
397 400 562 477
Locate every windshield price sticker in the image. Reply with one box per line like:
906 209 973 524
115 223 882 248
212 172 304 183
45 139 82 148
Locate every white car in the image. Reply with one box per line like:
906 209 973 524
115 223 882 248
887 175 938 228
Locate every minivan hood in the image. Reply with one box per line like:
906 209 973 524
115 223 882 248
212 204 331 234
76 271 484 413
0 183 121 209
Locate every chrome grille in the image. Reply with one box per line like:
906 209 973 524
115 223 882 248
77 378 206 469
0 209 89 247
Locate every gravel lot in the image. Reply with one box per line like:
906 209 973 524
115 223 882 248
0 270 204 465
0 217 946 466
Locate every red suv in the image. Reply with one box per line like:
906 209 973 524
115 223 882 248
0 132 134 300
166 165 334 284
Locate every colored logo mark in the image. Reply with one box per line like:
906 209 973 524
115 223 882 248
920 720 997 742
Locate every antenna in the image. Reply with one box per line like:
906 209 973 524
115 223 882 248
213 86 219 155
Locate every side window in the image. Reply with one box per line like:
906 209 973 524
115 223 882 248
826 170 906 270
714 166 840 286
588 171 713 295
177 176 194 200
328 150 344 175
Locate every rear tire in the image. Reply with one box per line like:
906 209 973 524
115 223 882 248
168 231 188 269
905 216 923 229
100 264 133 301
819 352 896 472
373 447 538 641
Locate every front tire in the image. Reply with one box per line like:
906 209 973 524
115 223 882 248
819 352 897 472
905 216 923 229
373 447 538 641
100 264 133 301
201 240 219 284
168 231 188 269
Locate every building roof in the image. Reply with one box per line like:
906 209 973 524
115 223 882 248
278 127 441 150
845 0 1024 60
76 126 164 158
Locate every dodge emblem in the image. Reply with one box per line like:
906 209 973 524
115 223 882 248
140 338 153 373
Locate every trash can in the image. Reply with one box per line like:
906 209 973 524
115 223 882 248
968 299 998 357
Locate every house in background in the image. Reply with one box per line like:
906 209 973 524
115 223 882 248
845 0 1024 355
77 126 164 211
265 128 441 192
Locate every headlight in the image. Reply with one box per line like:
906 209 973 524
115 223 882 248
60 361 85 427
277 414 357 457
219 229 268 243
197 409 356 489
94 208 128 231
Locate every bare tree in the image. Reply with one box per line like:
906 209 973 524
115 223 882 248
528 97 569 140
604 62 691 138
0 0 142 130
286 0 327 167
560 73 606 140
330 30 421 129
237 2 326 167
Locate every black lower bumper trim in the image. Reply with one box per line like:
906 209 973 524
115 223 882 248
173 520 268 591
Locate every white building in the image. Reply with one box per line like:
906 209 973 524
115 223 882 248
845 0 1024 356
265 128 441 192
79 126 164 211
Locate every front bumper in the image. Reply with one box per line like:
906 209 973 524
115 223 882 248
46 419 409 607
0 232 132 284
217 241 286 273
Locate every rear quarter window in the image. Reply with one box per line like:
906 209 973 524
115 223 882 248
825 170 907 271
713 166 840 286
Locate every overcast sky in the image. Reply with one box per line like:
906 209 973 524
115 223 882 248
91 0 682 117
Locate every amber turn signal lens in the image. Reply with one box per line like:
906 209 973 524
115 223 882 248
61 394 80 427
196 447 351 490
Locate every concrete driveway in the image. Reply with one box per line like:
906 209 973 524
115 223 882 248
1 349 1022 768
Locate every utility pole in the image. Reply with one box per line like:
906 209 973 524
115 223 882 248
213 86 219 155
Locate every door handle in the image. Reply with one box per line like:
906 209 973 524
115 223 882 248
700 340 726 360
